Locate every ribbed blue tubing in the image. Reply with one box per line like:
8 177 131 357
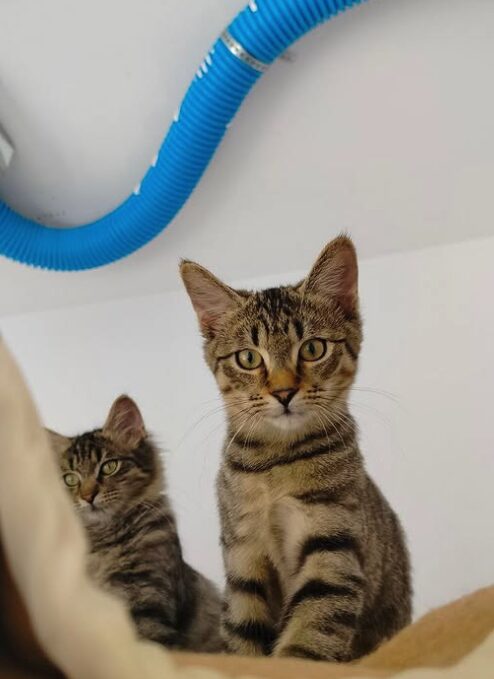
0 0 365 270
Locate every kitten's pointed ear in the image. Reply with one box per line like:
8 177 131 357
180 260 241 338
301 235 359 316
45 429 70 456
103 395 146 449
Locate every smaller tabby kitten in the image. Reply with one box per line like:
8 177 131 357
48 396 223 652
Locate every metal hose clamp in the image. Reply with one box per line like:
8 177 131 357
221 30 269 73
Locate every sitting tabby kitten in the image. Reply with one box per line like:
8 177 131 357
48 395 223 652
180 236 412 662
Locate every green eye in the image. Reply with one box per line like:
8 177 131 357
236 349 263 370
63 472 80 488
299 339 327 362
101 460 121 476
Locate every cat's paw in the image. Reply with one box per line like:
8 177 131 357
274 638 349 663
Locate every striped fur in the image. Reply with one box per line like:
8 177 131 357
48 396 223 653
181 236 412 661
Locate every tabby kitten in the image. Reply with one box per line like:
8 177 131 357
48 395 223 653
180 236 412 662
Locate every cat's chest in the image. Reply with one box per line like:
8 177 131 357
229 455 311 508
230 471 299 531
231 474 272 522
85 527 137 585
230 472 310 579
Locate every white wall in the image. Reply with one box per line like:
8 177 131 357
2 236 493 618
1 0 494 315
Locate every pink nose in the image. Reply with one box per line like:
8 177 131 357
81 486 98 504
271 388 298 407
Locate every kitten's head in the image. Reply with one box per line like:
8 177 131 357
48 396 162 525
180 235 362 440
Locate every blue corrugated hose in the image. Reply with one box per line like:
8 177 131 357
0 0 365 270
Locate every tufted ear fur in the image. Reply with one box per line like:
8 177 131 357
180 260 242 338
103 395 145 449
301 235 358 316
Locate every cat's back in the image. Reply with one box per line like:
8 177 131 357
361 474 411 577
181 563 223 653
351 473 412 657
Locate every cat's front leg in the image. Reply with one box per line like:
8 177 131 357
273 534 365 661
131 601 182 648
222 540 278 656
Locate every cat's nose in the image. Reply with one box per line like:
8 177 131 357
272 388 298 407
81 485 98 504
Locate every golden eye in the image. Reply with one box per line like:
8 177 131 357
299 339 327 362
63 472 80 488
101 460 121 476
236 349 263 370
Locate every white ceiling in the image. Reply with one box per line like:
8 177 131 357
1 0 493 317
